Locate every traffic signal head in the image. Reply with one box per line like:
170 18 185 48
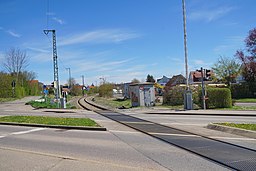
205 69 211 77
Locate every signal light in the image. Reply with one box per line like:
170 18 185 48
205 69 211 77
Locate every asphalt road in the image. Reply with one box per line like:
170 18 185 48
1 97 255 170
125 113 256 150
0 121 230 171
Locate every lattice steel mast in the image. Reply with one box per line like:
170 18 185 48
43 30 60 102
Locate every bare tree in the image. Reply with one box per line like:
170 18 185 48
2 47 29 80
22 71 37 81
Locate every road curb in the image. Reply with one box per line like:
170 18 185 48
144 112 256 117
206 123 256 139
0 122 107 131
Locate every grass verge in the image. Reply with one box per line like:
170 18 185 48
94 96 132 109
219 106 256 110
0 116 99 127
27 98 76 109
216 123 256 131
234 98 256 103
0 98 18 103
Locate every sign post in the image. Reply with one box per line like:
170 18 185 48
11 80 16 97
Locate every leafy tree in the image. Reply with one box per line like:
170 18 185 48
131 78 140 84
146 74 155 83
69 78 82 96
235 28 256 83
0 72 13 98
212 56 240 85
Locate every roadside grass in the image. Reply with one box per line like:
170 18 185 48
27 97 76 109
94 96 132 109
219 106 256 111
234 98 256 103
0 98 17 103
216 123 256 131
27 99 58 109
156 105 184 110
0 116 99 127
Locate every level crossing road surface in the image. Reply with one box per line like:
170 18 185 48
0 119 230 171
97 110 256 171
0 110 229 170
0 97 255 170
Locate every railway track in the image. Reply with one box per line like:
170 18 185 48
78 97 256 171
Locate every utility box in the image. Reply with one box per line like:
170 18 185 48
130 83 155 107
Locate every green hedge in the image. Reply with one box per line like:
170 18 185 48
231 83 256 99
231 83 250 98
200 88 232 108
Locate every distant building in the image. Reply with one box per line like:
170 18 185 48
189 70 214 84
157 76 170 86
122 82 132 99
165 74 186 87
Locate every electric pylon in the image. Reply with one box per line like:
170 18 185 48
43 30 60 106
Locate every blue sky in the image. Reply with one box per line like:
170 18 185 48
0 0 255 86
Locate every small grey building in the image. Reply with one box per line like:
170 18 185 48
130 83 155 107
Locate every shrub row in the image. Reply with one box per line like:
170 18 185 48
231 82 256 99
163 86 232 109
199 88 232 108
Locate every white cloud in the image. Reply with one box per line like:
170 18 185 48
26 47 50 53
0 52 4 60
188 7 234 22
214 36 244 53
6 30 21 38
52 17 65 25
194 59 205 65
70 58 132 74
46 12 55 16
59 29 140 46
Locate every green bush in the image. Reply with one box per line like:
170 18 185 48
163 86 185 105
99 83 114 98
87 86 99 95
231 83 251 99
231 82 256 99
200 88 232 108
15 86 26 98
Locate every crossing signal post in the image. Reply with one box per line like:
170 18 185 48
196 67 212 110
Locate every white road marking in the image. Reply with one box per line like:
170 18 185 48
149 132 200 137
0 128 47 139
11 128 47 135
4 110 14 112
